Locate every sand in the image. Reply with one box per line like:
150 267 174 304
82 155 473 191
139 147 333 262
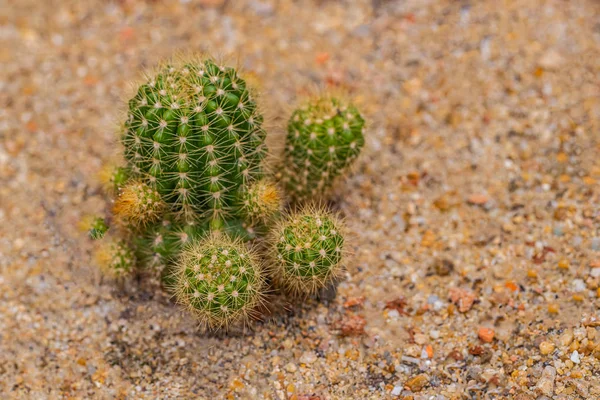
1 0 600 398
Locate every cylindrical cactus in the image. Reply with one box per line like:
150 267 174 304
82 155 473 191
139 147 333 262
270 206 346 296
173 234 266 330
282 96 365 202
94 238 135 278
121 58 267 228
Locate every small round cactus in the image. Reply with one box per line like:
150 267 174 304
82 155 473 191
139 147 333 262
240 179 281 223
270 207 346 296
113 181 166 228
174 234 266 330
121 57 267 227
81 215 109 240
94 239 135 278
98 164 130 195
282 96 365 202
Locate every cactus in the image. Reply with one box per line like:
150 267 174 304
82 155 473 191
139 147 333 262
270 206 346 296
121 57 267 228
282 96 365 202
81 216 110 240
99 164 130 195
240 179 281 224
88 57 364 329
133 218 203 271
113 181 166 228
173 234 266 329
94 238 135 278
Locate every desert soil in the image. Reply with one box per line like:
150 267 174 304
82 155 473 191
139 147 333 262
1 0 600 399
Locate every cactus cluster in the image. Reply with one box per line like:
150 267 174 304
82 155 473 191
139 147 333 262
89 56 364 330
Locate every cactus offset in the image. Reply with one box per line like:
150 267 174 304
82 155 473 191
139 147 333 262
113 181 166 228
121 57 267 228
240 179 281 224
270 206 346 296
173 234 266 329
99 164 130 195
81 215 110 240
282 96 365 202
95 238 135 278
134 219 204 271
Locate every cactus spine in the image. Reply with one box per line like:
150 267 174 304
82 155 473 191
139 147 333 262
282 96 365 202
174 234 266 329
270 206 346 296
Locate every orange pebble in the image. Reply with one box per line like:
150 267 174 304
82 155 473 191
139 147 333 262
315 52 330 65
505 281 518 292
478 327 495 343
425 345 433 358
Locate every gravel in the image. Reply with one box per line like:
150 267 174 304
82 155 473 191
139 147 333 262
1 0 600 398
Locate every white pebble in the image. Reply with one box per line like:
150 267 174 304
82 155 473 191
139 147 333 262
570 351 581 364
299 351 317 364
572 279 586 292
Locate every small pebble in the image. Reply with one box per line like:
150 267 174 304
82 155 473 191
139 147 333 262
299 351 317 365
391 385 402 396
539 341 555 355
284 363 297 373
405 374 429 392
535 366 556 396
478 327 495 343
572 279 586 292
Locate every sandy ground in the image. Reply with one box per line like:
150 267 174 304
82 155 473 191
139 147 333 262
1 0 600 399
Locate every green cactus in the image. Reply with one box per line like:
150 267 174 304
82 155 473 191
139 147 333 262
88 57 363 328
121 57 267 228
113 181 166 228
282 96 365 202
173 234 266 329
99 164 130 195
240 179 281 224
94 238 135 278
133 219 203 271
84 216 109 240
270 206 346 296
